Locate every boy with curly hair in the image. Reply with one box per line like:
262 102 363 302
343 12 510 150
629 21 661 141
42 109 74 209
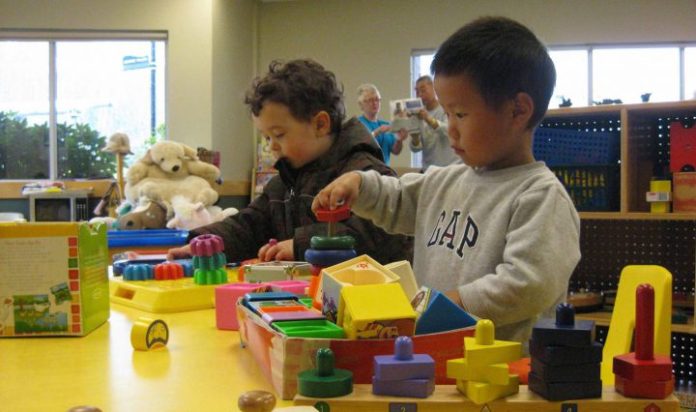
169 59 412 264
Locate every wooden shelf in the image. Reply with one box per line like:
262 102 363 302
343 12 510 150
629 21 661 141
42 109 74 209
579 212 696 220
576 311 696 334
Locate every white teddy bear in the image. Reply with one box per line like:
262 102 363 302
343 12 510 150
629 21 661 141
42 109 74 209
125 140 222 212
166 195 238 230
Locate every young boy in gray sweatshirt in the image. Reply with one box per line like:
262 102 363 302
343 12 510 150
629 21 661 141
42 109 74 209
312 17 581 346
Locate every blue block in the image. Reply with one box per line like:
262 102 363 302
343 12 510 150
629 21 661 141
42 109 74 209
415 290 477 335
529 339 603 366
528 372 602 401
530 358 600 383
531 317 595 348
372 376 435 398
303 248 357 267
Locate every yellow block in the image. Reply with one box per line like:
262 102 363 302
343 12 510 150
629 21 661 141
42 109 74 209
455 376 520 405
447 358 513 385
601 265 672 384
340 283 416 339
649 180 672 213
459 320 521 369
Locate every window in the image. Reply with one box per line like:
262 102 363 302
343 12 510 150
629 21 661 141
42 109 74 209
0 32 166 180
411 43 696 110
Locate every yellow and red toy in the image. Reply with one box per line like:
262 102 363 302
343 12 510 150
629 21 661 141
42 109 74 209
613 283 674 399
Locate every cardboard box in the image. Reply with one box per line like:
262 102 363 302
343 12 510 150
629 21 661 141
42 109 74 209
237 303 474 400
673 172 696 212
0 222 110 337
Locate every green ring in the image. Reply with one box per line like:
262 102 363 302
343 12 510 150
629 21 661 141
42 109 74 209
310 235 356 250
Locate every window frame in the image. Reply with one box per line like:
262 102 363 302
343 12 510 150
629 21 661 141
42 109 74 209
411 41 696 107
0 29 167 181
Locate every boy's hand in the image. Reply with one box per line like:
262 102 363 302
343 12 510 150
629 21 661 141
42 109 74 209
166 244 192 260
312 172 362 212
444 289 464 308
258 239 294 261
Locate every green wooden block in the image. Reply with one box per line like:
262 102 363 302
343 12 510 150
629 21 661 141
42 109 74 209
310 235 356 250
298 348 353 398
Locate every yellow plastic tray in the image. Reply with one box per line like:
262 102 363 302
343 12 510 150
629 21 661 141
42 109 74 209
109 268 238 313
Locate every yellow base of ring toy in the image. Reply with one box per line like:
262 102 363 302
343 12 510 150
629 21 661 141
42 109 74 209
131 317 169 350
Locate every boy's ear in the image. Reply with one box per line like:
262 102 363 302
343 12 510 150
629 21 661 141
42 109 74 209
512 92 534 127
313 111 332 136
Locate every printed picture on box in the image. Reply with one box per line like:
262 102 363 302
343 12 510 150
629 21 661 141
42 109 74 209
0 297 12 335
13 294 68 334
50 282 72 305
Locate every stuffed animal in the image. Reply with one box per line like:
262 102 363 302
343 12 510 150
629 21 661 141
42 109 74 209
166 195 238 230
125 140 222 210
117 201 168 230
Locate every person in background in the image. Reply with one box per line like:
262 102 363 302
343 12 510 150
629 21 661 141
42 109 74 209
357 83 405 165
313 17 580 348
167 59 412 265
404 75 462 171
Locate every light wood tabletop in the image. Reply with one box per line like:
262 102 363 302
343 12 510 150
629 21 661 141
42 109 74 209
0 304 292 412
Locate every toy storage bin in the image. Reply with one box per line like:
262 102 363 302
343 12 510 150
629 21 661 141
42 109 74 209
237 303 474 400
550 165 620 211
533 127 620 167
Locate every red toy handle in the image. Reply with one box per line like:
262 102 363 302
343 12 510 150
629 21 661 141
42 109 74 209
635 283 654 361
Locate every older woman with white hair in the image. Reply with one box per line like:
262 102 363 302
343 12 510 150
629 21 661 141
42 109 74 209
357 83 405 165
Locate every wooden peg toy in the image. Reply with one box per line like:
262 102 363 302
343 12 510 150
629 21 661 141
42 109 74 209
613 284 674 399
298 347 353 398
372 336 435 398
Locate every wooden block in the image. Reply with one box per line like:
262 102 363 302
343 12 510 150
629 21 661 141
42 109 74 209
414 290 477 335
455 376 520 405
373 336 435 381
460 320 521 368
293 384 681 412
530 358 600 383
613 353 673 382
447 358 512 385
529 339 603 366
297 348 353 398
615 375 675 399
339 283 416 340
528 372 602 401
531 317 594 348
372 376 435 398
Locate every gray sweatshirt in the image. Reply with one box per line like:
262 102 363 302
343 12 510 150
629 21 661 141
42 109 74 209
354 162 581 345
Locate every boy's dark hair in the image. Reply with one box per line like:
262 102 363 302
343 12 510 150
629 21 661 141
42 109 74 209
431 16 555 128
245 59 345 136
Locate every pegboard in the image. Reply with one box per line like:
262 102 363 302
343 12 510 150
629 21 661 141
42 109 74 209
539 115 622 141
571 219 695 297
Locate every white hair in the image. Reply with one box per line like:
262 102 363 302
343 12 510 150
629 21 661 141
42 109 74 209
357 83 380 102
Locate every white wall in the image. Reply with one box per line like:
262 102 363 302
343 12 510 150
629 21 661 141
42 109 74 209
257 0 696 168
0 0 257 182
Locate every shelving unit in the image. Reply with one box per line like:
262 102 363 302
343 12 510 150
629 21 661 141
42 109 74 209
540 101 696 389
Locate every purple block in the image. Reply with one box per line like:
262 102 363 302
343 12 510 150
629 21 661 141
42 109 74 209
372 376 435 398
374 336 435 381
373 353 435 381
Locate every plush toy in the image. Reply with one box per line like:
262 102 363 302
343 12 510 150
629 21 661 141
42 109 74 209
117 201 168 230
166 195 238 231
125 140 222 211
